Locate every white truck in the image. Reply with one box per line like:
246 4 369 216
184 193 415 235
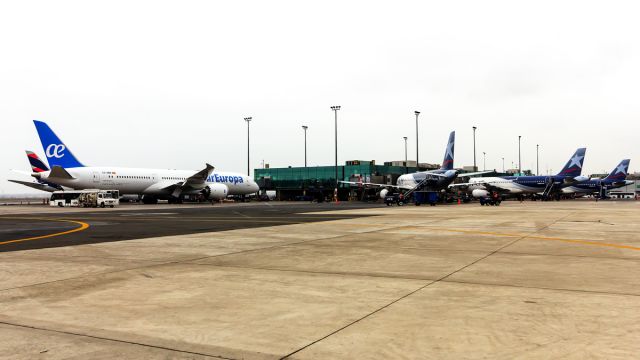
50 190 120 208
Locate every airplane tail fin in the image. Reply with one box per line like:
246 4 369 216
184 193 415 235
33 120 84 168
440 131 455 170
26 150 49 173
557 148 586 177
604 159 630 181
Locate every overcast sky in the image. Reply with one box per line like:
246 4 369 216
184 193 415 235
1 1 639 193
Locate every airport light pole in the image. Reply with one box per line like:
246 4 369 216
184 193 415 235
403 136 408 174
536 144 539 176
302 125 308 167
483 152 486 171
518 135 522 175
502 157 505 173
244 117 252 177
415 111 420 168
473 126 477 171
331 106 341 189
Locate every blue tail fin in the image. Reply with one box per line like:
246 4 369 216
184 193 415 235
26 150 49 172
440 131 455 170
33 120 85 168
557 148 586 177
604 159 630 181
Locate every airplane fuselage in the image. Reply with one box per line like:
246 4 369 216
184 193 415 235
562 179 633 194
469 175 583 194
396 169 458 191
37 166 259 197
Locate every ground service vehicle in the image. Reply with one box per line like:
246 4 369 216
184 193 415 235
50 190 120 208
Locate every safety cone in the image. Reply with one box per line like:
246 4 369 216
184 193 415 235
457 198 461 205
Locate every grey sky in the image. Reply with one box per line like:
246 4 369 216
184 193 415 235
1 1 639 193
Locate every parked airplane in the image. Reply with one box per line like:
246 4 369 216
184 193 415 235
9 151 64 192
562 159 632 197
20 120 259 203
342 131 490 198
461 148 588 199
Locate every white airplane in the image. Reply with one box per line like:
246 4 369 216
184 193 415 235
455 148 588 200
342 131 490 200
11 120 259 203
561 159 633 197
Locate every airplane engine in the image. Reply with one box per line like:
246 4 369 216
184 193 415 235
472 189 489 198
202 184 228 200
379 189 389 199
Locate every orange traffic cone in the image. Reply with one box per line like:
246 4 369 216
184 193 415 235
457 198 461 205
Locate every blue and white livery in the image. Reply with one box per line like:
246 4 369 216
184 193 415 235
562 159 633 196
25 120 259 203
461 148 588 199
342 131 490 198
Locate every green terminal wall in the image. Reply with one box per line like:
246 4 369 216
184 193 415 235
254 162 418 191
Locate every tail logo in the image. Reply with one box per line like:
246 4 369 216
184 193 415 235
445 141 454 159
614 163 627 175
46 144 66 158
567 154 584 169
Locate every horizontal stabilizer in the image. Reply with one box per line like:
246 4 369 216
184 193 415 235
8 179 58 193
49 166 75 180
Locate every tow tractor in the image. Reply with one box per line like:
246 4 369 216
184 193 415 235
478 191 502 206
384 193 406 206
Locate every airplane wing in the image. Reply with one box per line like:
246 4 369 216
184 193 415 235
184 163 215 187
339 181 413 190
421 172 449 178
457 170 495 177
448 182 473 188
8 179 59 193
166 163 215 197
449 179 507 192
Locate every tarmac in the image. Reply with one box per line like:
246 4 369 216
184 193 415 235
1 200 639 359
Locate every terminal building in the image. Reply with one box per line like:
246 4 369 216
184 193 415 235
254 160 499 201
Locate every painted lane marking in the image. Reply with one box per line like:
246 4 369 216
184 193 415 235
0 218 90 246
392 226 640 251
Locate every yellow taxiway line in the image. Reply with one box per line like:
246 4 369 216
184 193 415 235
0 218 90 246
399 226 640 251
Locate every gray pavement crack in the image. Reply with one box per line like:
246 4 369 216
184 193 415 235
0 321 234 360
279 211 576 359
